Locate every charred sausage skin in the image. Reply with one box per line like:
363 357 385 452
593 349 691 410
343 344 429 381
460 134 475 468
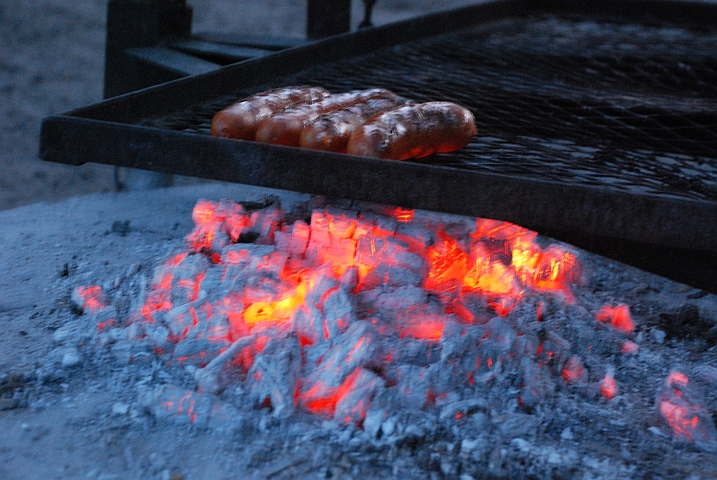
211 86 330 140
346 102 477 160
299 97 408 153
255 88 398 147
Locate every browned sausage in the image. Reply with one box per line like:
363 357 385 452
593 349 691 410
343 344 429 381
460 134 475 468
346 102 477 160
255 88 398 147
211 86 329 140
298 97 408 153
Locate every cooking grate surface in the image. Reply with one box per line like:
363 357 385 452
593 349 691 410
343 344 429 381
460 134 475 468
146 14 717 202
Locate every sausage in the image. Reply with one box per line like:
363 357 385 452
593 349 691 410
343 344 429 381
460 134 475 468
346 102 477 160
255 88 398 147
211 86 330 140
298 97 408 153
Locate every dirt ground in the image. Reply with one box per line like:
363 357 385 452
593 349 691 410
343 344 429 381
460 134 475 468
0 0 475 211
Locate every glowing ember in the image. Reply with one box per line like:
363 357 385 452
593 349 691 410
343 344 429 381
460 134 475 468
600 369 618 399
657 370 717 450
126 198 591 421
596 304 634 333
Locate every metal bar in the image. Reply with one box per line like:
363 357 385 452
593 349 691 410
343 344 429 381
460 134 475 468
307 0 352 39
168 39 275 62
191 33 310 51
40 116 717 253
103 0 193 98
126 47 222 76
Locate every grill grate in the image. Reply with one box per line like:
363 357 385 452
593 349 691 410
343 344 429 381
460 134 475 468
146 14 717 202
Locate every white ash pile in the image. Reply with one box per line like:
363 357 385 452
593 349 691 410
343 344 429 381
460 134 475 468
69 196 717 477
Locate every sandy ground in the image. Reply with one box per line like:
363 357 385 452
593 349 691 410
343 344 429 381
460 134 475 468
0 0 476 211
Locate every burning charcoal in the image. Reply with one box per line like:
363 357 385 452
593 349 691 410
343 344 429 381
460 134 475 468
71 285 116 329
185 200 233 252
292 276 355 345
356 211 398 237
475 317 515 373
222 244 287 279
367 286 428 315
621 341 639 355
439 398 488 421
600 367 618 400
596 304 634 334
535 330 571 376
562 355 587 384
141 384 216 428
248 203 283 244
424 230 468 298
520 358 554 409
393 338 441 367
292 302 325 346
170 254 210 306
111 339 153 365
248 333 302 417
656 370 717 451
300 322 378 413
359 264 424 289
275 220 311 260
395 222 433 252
338 266 358 291
355 235 426 282
395 365 433 411
334 368 385 425
194 334 257 394
173 336 230 366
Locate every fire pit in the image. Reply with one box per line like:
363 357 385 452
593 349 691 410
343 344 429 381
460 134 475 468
2 183 716 478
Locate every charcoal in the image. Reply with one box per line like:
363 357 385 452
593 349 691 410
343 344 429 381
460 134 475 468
439 398 489 421
300 322 378 410
309 321 377 386
170 254 210 306
393 339 441 367
292 277 355 344
173 336 229 366
562 355 587 384
355 235 426 277
356 212 398 236
334 368 385 425
292 303 325 346
395 365 432 411
366 286 429 315
248 203 283 244
359 264 424 289
520 358 555 409
536 331 571 375
141 384 222 428
111 339 153 365
363 407 388 439
194 334 257 394
220 244 287 290
395 222 433 252
655 370 717 451
248 333 302 417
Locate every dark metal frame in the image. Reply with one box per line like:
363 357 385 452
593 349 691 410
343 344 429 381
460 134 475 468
40 0 717 290
104 0 368 99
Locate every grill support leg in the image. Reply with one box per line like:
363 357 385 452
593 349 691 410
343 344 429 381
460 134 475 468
307 0 353 39
104 0 193 190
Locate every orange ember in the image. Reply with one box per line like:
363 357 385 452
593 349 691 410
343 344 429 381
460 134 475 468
596 304 634 333
600 370 618 399
134 199 588 419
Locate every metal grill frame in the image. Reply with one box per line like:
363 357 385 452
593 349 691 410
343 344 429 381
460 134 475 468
40 0 717 255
